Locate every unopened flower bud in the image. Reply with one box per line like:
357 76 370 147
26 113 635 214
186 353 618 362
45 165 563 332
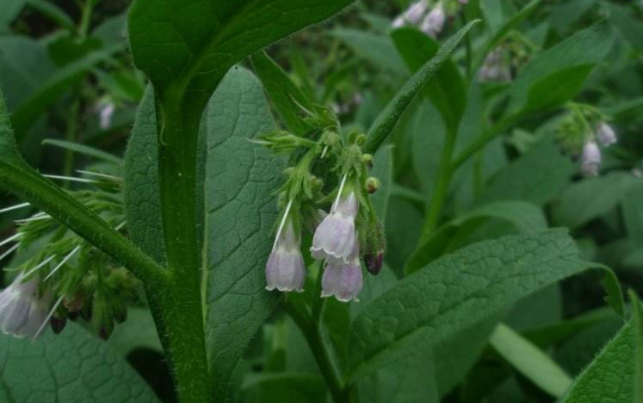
51 315 67 335
99 102 115 130
596 122 617 147
366 177 380 194
581 140 601 177
362 154 374 169
364 250 385 276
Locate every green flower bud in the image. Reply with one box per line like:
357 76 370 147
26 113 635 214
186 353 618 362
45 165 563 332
366 177 381 194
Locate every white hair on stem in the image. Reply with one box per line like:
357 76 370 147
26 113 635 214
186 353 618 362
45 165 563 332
0 233 22 248
331 173 349 212
33 295 64 341
0 243 19 262
44 246 80 281
43 174 97 184
0 203 30 214
22 255 56 278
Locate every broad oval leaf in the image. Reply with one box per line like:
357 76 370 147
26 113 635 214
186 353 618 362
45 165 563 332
508 22 614 114
347 230 602 382
0 323 160 403
202 67 284 400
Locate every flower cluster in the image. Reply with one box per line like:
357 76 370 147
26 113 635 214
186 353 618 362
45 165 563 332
478 33 537 83
260 110 385 303
557 103 618 177
0 165 139 341
391 0 467 38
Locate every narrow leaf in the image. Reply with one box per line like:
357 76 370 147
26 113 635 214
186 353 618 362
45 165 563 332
363 20 479 154
251 51 314 136
490 323 573 397
43 139 123 165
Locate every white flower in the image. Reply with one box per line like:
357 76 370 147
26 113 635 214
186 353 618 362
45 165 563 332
0 275 49 339
596 122 617 147
99 103 115 130
321 241 363 303
266 220 306 293
420 3 446 38
581 140 602 177
311 191 358 264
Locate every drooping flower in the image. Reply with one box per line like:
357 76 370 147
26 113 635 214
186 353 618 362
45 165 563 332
99 102 115 130
311 191 358 264
420 3 446 38
596 122 617 147
478 49 511 83
581 140 601 177
0 275 49 339
266 220 306 292
393 0 429 28
321 241 363 302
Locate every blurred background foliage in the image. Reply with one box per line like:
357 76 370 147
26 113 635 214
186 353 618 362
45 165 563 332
0 0 642 402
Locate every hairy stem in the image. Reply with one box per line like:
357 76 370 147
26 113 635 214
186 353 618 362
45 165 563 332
153 94 212 402
283 296 348 403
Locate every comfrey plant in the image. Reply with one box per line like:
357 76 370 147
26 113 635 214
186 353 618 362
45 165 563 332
0 1 640 403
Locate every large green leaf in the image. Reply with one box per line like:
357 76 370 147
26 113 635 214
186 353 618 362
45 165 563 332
508 22 614 114
560 322 635 402
0 323 160 403
128 0 356 107
405 200 547 274
553 172 639 229
124 88 167 265
202 68 284 400
474 140 575 208
346 230 613 381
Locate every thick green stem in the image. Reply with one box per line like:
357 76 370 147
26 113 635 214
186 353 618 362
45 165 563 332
419 125 458 244
283 297 348 403
153 94 211 402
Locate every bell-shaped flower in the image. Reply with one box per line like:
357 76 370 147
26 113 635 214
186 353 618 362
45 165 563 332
403 0 429 25
99 102 115 130
321 242 363 302
266 220 306 293
597 122 617 147
420 3 446 38
311 192 358 264
0 275 49 339
581 140 601 177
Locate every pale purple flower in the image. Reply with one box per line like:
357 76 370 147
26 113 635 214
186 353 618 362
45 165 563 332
581 140 602 177
321 242 363 302
392 0 429 28
597 122 617 147
99 103 115 130
266 220 306 292
478 49 511 82
420 3 446 38
0 275 49 339
311 191 359 264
